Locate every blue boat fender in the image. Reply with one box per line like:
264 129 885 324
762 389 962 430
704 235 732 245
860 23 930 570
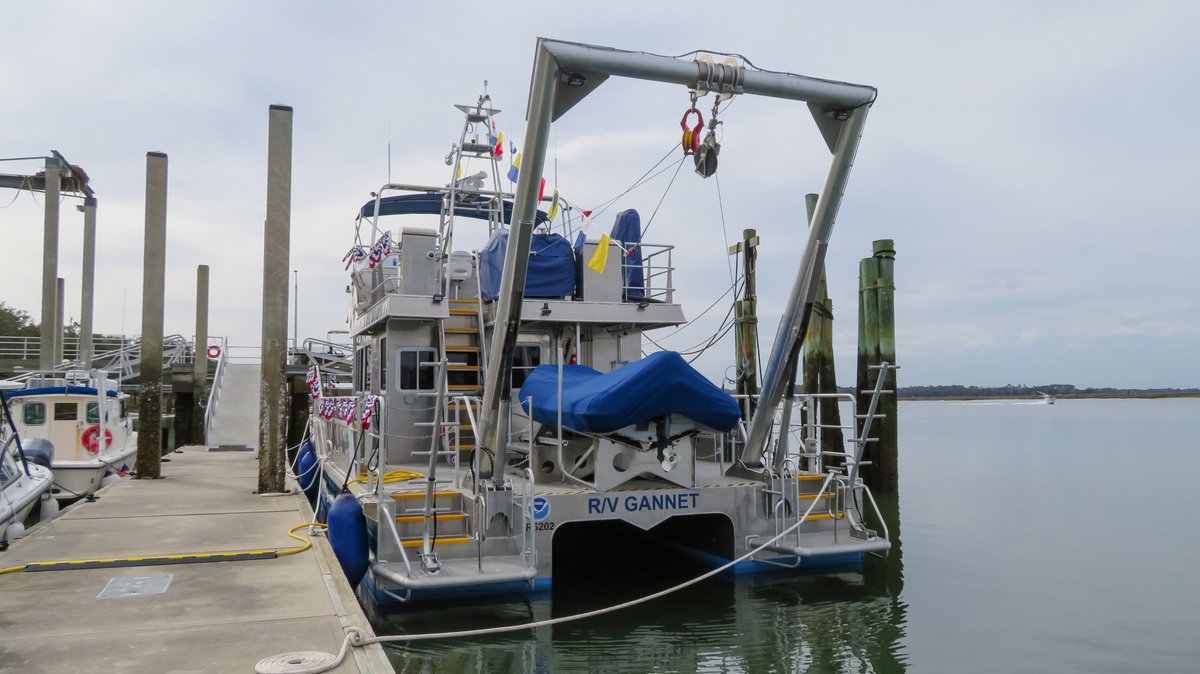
327 491 369 588
297 445 319 505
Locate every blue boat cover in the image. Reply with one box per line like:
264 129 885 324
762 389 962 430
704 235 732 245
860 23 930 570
359 193 548 225
479 230 576 301
610 209 645 300
2 386 118 400
518 351 740 433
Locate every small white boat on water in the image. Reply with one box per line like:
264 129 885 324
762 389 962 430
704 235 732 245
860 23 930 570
0 371 136 503
1 383 54 547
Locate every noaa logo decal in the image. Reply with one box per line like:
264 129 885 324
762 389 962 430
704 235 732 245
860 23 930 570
531 496 551 521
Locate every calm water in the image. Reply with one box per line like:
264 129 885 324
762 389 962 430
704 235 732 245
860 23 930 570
372 398 1200 672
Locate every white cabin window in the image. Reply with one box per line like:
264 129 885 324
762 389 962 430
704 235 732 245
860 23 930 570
23 402 45 426
0 447 20 489
397 348 437 391
86 402 100 423
54 402 78 421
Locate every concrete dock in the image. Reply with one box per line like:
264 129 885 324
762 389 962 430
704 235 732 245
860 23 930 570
0 448 392 673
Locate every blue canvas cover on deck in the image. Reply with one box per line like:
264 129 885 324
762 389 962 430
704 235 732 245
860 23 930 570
610 209 645 300
518 351 740 433
479 230 576 301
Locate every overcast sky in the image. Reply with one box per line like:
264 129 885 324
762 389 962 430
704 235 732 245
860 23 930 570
2 1 1196 389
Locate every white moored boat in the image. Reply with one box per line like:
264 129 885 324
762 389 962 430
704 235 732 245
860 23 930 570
1 382 54 547
1 371 136 503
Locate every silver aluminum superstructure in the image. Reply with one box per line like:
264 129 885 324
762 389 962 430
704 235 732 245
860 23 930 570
307 39 892 603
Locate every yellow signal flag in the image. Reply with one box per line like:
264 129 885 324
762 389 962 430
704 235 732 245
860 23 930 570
547 189 560 222
587 232 612 273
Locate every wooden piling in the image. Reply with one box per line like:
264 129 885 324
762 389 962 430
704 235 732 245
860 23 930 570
39 159 60 371
136 152 168 479
258 105 293 495
856 240 898 492
731 228 759 421
873 239 898 491
79 196 97 368
193 265 209 446
801 194 843 454
54 278 65 364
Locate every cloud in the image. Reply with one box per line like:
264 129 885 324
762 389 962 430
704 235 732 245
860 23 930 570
1 1 1196 389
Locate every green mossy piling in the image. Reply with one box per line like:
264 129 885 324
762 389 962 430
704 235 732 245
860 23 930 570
731 228 760 422
801 194 843 453
857 239 898 492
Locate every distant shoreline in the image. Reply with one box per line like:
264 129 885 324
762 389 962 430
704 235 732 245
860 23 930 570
899 391 1200 401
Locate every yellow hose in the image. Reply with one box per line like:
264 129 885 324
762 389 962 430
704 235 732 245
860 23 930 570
0 521 326 575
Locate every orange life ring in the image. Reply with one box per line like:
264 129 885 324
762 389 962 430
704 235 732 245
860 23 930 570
82 424 113 454
207 344 222 360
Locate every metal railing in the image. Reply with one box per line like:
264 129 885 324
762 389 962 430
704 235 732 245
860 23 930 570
202 338 228 443
622 243 675 304
0 335 129 360
2 334 193 384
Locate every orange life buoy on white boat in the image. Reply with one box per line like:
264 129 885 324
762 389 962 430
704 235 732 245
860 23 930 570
81 424 113 454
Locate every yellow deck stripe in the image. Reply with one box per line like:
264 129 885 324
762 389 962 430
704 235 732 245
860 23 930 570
396 513 466 523
392 491 460 500
401 536 472 548
802 512 845 521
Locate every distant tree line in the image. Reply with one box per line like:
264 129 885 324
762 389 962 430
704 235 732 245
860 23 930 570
0 300 90 338
883 384 1199 398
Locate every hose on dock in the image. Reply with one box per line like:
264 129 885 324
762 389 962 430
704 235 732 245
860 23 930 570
0 522 325 575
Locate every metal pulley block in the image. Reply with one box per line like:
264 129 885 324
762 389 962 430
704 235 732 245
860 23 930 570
694 130 720 178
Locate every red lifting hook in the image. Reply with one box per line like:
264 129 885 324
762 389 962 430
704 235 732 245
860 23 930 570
680 108 704 156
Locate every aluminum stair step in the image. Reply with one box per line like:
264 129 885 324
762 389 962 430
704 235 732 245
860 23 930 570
371 554 536 591
400 535 473 548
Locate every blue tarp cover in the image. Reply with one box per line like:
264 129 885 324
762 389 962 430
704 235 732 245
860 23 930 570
479 230 576 301
610 209 645 300
518 351 740 433
2 386 118 400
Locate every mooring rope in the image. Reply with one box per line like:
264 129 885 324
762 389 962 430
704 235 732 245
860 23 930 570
256 472 840 674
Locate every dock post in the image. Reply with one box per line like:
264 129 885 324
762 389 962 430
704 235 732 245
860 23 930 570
731 228 759 421
801 193 843 453
873 239 898 492
137 151 168 479
193 264 209 446
79 196 97 368
54 278 65 364
857 240 899 492
39 158 61 371
856 254 879 487
258 105 293 495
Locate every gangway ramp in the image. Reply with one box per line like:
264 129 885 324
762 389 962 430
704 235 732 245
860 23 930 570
206 361 262 450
